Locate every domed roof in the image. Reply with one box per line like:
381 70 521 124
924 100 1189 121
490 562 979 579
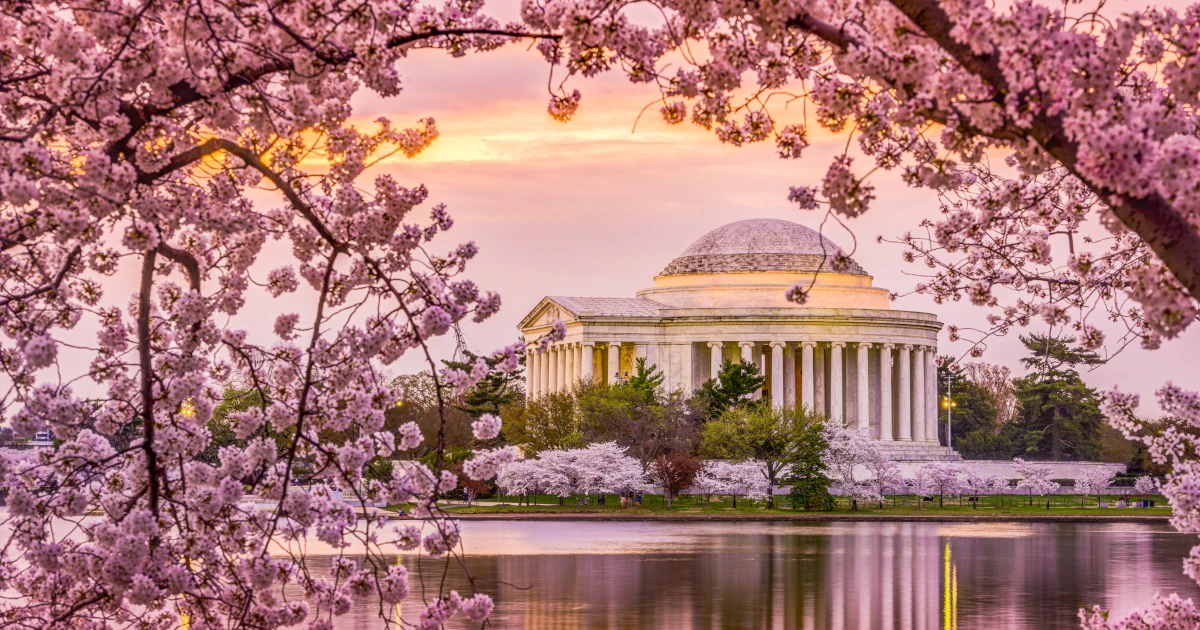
659 218 866 277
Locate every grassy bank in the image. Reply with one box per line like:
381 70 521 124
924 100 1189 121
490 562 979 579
439 493 1172 519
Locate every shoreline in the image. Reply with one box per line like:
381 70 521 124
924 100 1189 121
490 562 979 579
440 512 1172 523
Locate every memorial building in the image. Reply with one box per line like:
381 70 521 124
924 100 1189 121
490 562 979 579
518 218 951 460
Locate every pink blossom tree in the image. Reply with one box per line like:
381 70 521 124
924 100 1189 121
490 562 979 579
864 452 906 509
1134 475 1157 497
958 465 1001 509
692 460 772 507
1074 467 1117 507
0 1 559 625
823 425 885 509
1014 457 1062 507
916 461 963 508
508 442 650 505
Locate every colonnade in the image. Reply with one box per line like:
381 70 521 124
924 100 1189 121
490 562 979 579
527 339 937 442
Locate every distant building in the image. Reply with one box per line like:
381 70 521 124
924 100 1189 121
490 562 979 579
518 218 952 461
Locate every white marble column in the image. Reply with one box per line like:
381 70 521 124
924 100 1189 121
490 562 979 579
582 342 594 383
770 342 786 408
880 343 894 440
708 341 724 381
926 347 938 444
801 342 816 413
566 338 576 388
679 342 693 395
556 343 566 388
830 342 845 424
899 345 912 440
537 349 548 397
548 346 559 394
739 341 754 364
912 346 926 442
814 345 826 416
527 348 538 399
574 343 583 383
784 344 796 407
857 343 871 433
607 342 620 384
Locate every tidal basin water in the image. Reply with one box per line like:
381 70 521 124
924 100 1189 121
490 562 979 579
318 520 1196 629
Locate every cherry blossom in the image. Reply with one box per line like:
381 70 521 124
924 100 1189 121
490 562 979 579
692 460 772 503
0 0 551 624
1013 457 1062 497
1074 468 1116 505
823 425 885 503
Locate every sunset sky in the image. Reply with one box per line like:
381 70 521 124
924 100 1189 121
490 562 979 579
315 30 1200 416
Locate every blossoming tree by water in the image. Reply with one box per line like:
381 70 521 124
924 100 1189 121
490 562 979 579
691 460 772 507
0 1 560 626
1013 457 1062 506
914 461 962 508
1074 468 1116 507
498 442 651 504
822 425 885 506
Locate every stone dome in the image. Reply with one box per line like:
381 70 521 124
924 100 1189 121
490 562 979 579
659 218 866 277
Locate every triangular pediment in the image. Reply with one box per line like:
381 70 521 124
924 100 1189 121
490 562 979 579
517 297 579 331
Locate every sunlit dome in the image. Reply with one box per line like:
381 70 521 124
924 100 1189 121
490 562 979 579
658 218 866 276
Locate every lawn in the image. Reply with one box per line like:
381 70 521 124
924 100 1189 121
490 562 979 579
439 492 1173 517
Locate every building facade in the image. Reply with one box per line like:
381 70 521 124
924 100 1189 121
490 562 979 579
518 218 951 460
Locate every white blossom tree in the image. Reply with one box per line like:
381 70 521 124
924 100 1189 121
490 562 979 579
1134 475 1157 497
1075 468 1117 508
692 460 772 507
864 453 906 509
505 442 649 506
822 425 884 509
916 461 963 508
959 465 1002 509
1013 457 1062 507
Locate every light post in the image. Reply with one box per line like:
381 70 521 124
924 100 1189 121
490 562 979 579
941 368 957 461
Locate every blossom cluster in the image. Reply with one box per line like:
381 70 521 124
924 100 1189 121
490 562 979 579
0 0 532 624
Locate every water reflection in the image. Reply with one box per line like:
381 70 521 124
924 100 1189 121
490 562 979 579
305 521 1198 629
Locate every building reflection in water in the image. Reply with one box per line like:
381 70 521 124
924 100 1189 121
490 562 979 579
296 521 1197 630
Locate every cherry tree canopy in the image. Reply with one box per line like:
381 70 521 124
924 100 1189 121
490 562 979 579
0 1 555 627
522 0 1200 356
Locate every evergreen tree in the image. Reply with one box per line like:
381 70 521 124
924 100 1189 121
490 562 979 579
441 347 526 418
785 418 836 511
1008 334 1106 461
694 359 767 417
624 357 665 404
935 355 999 447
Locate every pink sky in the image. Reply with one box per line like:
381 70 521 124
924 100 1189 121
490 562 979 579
339 37 1199 415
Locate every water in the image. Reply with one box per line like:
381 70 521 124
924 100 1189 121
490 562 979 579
312 520 1200 629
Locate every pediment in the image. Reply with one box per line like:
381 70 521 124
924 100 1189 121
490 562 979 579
517 298 578 331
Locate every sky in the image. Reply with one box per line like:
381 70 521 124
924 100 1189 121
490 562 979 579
334 33 1200 415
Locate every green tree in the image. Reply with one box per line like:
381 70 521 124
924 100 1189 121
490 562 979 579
625 358 665 403
386 371 474 457
936 356 999 447
784 418 835 511
1008 334 1106 461
199 386 270 466
441 347 526 418
499 391 581 454
955 428 1013 460
700 405 823 509
694 359 767 417
575 381 699 470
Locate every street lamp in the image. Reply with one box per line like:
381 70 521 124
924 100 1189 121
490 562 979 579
940 357 960 460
